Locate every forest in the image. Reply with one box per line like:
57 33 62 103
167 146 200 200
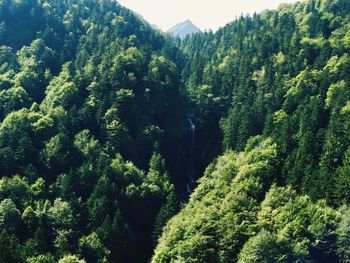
0 0 350 262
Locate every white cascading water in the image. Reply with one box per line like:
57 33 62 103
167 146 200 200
187 115 196 193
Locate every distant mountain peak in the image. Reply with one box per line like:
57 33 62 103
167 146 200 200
168 20 201 39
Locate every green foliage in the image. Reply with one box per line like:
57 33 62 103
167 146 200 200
0 86 30 119
74 130 100 159
26 253 55 263
79 232 109 263
0 1 183 261
334 148 350 204
0 199 21 231
336 207 350 262
152 139 278 262
238 230 289 263
258 185 339 261
0 175 30 207
153 141 341 262
41 64 78 111
0 0 350 262
48 198 74 229
58 255 86 263
0 230 23 263
126 151 172 198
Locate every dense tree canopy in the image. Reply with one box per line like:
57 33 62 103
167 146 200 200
1 0 350 262
0 0 185 262
153 0 350 261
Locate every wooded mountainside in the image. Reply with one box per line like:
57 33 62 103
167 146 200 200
0 0 350 262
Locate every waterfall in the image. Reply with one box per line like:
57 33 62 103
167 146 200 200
187 184 191 194
186 115 196 193
188 117 196 152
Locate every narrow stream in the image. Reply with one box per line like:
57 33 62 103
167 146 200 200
186 115 196 193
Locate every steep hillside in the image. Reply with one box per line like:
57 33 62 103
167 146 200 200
0 0 186 262
153 0 350 261
180 0 350 204
153 137 344 262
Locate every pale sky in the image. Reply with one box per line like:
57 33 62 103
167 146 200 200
117 0 301 31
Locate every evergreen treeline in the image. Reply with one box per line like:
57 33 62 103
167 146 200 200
0 0 185 262
153 0 350 262
1 0 350 262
